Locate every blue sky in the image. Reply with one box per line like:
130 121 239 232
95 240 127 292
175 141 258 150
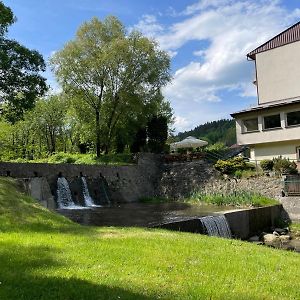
3 0 300 132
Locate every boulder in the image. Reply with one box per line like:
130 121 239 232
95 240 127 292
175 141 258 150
274 228 289 235
279 235 292 242
263 234 280 244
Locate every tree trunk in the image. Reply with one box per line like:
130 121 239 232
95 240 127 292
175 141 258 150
95 109 101 157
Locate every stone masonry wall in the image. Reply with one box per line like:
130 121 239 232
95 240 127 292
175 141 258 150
159 160 217 199
0 153 162 204
203 176 283 200
159 161 283 200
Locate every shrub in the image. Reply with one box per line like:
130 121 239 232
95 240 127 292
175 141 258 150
233 169 260 179
260 159 274 171
214 157 247 174
206 142 228 152
273 156 298 175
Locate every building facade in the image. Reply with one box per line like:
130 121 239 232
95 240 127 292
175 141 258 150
231 22 300 162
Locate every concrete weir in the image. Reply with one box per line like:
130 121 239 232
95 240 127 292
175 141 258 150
157 205 283 240
0 154 162 208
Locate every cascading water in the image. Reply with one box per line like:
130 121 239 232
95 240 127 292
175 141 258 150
100 178 110 204
81 176 98 207
199 215 231 238
57 177 77 209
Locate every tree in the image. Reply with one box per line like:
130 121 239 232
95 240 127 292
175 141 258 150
0 1 47 123
147 115 168 153
32 95 68 154
51 16 171 156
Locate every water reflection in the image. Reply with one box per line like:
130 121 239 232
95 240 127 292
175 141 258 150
57 202 234 227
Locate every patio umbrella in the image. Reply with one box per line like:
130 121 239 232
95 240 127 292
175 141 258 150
170 136 208 150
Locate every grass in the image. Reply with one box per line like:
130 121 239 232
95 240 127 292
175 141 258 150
1 177 300 299
186 191 279 207
290 222 300 237
5 152 134 166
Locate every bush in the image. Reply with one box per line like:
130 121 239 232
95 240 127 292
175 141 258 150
233 169 260 179
273 156 298 175
205 142 228 152
47 153 76 164
260 159 274 171
214 157 248 174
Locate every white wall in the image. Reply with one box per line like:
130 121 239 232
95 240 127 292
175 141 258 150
256 41 300 104
235 103 300 146
251 141 300 161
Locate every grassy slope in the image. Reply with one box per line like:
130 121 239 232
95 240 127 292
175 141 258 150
0 177 300 300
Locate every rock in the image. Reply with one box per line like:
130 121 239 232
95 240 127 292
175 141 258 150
263 234 280 244
281 244 295 251
248 235 260 242
274 228 288 235
259 232 268 241
279 235 292 242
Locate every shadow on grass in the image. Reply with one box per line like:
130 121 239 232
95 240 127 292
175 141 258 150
0 242 160 300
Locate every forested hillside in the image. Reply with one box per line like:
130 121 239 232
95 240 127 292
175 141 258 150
177 119 236 146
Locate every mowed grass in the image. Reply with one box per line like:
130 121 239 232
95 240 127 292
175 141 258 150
0 177 300 300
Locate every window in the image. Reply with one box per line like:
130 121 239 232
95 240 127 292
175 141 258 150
263 114 281 129
287 111 300 126
243 118 258 132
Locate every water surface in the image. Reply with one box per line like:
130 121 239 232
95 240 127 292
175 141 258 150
58 202 234 227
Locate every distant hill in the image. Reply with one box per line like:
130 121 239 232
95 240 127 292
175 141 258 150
176 119 236 146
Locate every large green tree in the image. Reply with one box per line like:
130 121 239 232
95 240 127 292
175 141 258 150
0 1 47 123
51 16 171 156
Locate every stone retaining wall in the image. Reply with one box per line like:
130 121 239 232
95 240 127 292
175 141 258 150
0 153 162 205
203 176 283 200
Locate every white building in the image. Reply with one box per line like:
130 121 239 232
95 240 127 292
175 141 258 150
231 22 300 162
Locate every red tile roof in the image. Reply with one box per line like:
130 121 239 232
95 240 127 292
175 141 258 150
247 21 300 60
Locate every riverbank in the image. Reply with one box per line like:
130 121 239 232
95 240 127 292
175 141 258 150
0 177 300 300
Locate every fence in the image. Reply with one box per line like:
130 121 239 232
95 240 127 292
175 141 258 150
283 175 300 196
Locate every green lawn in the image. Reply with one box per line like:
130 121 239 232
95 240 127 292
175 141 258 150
0 177 300 300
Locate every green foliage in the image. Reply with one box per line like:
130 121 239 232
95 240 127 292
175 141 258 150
214 157 250 174
147 115 168 153
260 159 274 171
188 190 278 207
273 156 298 175
233 169 261 179
205 142 228 152
8 152 134 165
0 1 14 35
51 16 171 156
177 119 236 146
0 2 47 123
130 127 147 153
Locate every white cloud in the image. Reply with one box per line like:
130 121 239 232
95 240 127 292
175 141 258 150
183 0 234 15
131 14 165 37
193 49 206 57
174 116 192 132
134 1 300 131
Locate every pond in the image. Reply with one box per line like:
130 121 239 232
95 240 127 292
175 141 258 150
57 202 234 227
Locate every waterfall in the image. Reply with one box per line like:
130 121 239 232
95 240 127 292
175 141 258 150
81 177 97 207
57 177 77 209
199 215 231 238
100 178 110 204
